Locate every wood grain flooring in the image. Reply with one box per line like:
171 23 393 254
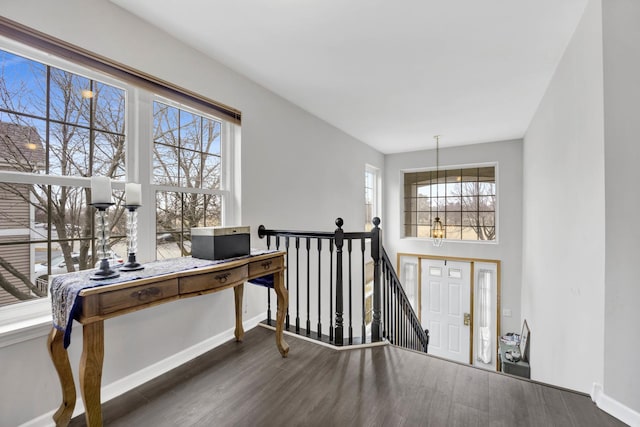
69 327 625 427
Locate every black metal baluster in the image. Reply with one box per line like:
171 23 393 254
348 237 353 344
334 218 344 346
306 237 311 336
361 237 366 343
285 236 290 330
329 238 334 343
371 218 381 342
388 266 393 344
393 272 398 344
383 262 388 340
266 235 272 325
295 236 300 333
317 238 322 339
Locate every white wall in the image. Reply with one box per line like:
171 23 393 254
602 0 640 414
0 0 383 425
384 139 523 334
522 0 605 394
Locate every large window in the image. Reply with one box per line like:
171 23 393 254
403 166 496 241
0 33 238 311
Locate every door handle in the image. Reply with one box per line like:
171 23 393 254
463 312 471 326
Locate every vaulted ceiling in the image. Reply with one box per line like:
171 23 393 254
112 0 588 154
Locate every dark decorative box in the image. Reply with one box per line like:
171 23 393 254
191 226 250 260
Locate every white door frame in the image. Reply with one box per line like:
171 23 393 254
397 253 501 368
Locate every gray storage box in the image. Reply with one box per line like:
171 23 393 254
191 226 250 260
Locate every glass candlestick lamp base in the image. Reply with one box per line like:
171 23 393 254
90 203 120 280
120 205 144 272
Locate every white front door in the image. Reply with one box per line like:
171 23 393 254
421 259 471 364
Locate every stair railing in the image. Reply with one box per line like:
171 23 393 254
258 217 428 352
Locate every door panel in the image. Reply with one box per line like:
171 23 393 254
421 259 471 364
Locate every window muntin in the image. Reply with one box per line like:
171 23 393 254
403 166 496 241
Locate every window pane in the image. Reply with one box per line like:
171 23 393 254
416 225 430 238
0 50 47 118
462 226 479 240
417 184 430 197
94 81 125 133
445 211 462 226
417 211 431 225
462 211 478 227
461 168 478 183
478 226 496 240
479 196 495 211
446 196 461 210
153 102 179 146
49 68 91 127
203 118 221 156
445 225 461 239
0 117 46 173
479 211 495 227
202 153 221 190
179 111 200 151
416 197 429 211
478 167 495 181
182 192 204 228
479 182 495 195
181 148 202 189
49 123 90 176
200 194 221 227
462 181 479 196
156 191 182 233
153 143 179 185
462 195 478 211
0 241 46 307
93 131 125 179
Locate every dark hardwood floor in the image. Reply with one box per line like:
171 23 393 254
70 327 625 427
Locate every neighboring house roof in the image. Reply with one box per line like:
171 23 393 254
0 121 45 170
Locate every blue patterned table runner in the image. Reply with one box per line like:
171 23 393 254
50 249 276 348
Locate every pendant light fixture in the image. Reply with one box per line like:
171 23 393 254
432 135 444 247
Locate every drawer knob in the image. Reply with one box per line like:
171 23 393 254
261 260 272 270
215 272 231 283
132 287 160 301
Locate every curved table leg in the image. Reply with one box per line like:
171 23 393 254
273 269 289 357
234 283 245 342
47 327 76 427
80 321 104 427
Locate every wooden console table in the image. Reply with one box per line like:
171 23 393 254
47 251 288 427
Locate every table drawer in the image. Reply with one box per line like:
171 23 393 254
180 265 248 294
249 257 284 278
98 278 179 316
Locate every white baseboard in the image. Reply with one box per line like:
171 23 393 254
20 313 266 427
592 382 640 427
